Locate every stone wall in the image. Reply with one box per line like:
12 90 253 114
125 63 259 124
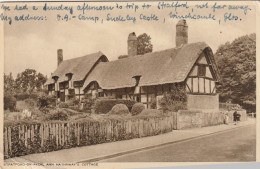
176 110 224 129
176 109 247 129
187 94 219 111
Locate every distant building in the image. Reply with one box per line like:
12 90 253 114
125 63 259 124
45 19 221 111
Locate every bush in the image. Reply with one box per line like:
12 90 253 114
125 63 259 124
24 98 36 108
149 96 157 109
94 99 137 114
14 93 30 101
4 92 17 111
29 92 39 100
45 109 68 121
58 102 69 108
67 97 80 107
131 103 145 116
159 85 187 112
37 94 56 109
81 97 97 112
40 107 52 114
109 104 130 115
139 109 163 117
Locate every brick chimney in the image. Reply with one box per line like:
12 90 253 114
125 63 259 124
128 32 138 57
176 19 188 48
57 49 63 67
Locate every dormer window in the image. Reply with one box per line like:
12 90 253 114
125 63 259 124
66 73 73 88
65 73 73 81
52 76 59 91
52 76 59 82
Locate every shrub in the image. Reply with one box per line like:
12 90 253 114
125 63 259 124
37 94 56 109
139 109 162 117
58 102 69 108
94 99 137 114
29 92 39 100
24 98 37 108
66 97 80 107
109 104 130 115
149 96 157 109
81 97 97 112
4 92 17 111
131 103 145 116
159 85 187 112
40 107 52 114
45 109 68 121
14 93 30 101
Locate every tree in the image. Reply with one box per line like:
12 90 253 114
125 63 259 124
4 73 15 95
15 69 47 93
215 33 256 112
137 33 153 55
36 72 47 90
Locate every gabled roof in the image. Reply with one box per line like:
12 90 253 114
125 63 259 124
45 51 108 85
82 42 220 90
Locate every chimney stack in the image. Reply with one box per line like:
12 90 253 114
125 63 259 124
176 19 188 48
57 49 63 67
127 32 138 57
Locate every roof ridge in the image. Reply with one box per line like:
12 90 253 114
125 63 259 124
63 51 103 62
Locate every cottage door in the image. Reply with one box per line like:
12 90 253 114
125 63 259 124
60 92 65 102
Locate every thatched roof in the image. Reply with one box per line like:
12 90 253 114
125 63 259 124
45 51 108 85
82 42 220 90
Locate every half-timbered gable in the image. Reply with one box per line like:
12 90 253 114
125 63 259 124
185 50 218 95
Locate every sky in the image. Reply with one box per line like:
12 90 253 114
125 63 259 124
3 1 257 78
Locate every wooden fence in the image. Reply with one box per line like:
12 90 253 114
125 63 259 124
4 115 175 159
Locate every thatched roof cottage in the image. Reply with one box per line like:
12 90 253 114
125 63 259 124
45 19 221 111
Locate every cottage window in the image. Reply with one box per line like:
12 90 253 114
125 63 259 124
98 92 104 97
198 65 206 77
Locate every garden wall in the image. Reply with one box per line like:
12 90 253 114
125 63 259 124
4 115 174 159
176 109 247 129
176 110 224 129
187 94 219 111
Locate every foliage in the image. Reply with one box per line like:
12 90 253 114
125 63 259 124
58 102 69 108
37 94 56 109
109 104 130 115
4 92 17 111
94 99 137 114
14 69 47 93
81 97 97 112
14 93 30 101
159 84 187 112
149 96 157 109
67 97 80 107
139 109 163 117
131 103 145 116
24 98 37 108
215 33 256 112
137 33 153 55
4 73 16 95
45 109 69 121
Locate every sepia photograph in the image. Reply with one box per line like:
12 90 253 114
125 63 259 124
1 0 258 168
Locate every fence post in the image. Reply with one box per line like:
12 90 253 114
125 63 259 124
4 127 8 158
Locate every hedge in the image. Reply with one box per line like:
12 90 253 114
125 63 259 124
4 92 17 111
94 99 137 114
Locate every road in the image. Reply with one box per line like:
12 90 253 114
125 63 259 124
99 124 256 162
